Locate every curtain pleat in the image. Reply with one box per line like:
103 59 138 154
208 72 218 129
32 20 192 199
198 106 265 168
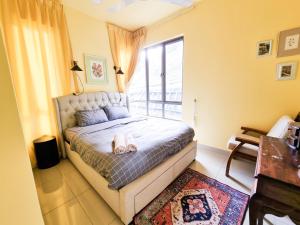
0 0 73 167
107 23 146 92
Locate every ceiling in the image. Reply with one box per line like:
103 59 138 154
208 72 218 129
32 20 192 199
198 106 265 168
62 0 201 30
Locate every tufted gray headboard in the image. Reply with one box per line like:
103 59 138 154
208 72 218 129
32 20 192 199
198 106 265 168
53 91 128 157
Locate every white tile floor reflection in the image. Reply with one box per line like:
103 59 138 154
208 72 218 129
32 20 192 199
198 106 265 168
33 144 294 225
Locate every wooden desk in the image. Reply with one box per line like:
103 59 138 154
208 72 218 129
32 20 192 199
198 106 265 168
249 136 300 225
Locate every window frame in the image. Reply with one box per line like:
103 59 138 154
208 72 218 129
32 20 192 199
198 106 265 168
145 36 184 118
130 36 184 119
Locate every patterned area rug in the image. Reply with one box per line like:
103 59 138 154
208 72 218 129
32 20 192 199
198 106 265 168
133 168 249 225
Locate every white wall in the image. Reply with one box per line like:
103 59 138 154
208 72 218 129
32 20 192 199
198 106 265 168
64 6 117 93
146 0 300 149
0 29 44 225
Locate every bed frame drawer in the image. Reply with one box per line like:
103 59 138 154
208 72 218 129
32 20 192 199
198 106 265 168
134 147 197 213
173 148 197 177
134 166 174 213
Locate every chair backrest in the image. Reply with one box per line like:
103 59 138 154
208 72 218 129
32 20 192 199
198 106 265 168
267 115 293 138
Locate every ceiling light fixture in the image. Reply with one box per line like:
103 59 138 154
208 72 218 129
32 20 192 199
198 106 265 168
92 0 103 4
108 0 193 13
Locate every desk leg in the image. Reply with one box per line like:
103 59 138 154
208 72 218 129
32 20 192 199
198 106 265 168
257 214 264 225
249 195 262 225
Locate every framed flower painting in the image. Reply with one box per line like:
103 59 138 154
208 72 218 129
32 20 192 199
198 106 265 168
84 54 108 85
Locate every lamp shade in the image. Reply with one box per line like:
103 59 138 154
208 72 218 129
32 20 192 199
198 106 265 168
113 66 124 75
116 68 124 75
71 61 83 71
70 60 84 96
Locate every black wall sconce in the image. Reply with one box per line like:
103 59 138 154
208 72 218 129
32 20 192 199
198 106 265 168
113 66 124 75
71 60 84 96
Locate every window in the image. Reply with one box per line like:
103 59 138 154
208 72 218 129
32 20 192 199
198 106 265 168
128 37 183 120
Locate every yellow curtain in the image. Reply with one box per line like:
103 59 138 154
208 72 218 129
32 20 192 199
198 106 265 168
107 23 146 92
0 0 73 167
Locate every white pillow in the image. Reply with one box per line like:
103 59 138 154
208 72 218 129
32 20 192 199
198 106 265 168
267 115 293 138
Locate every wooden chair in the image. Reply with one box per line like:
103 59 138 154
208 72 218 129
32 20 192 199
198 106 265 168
225 115 293 177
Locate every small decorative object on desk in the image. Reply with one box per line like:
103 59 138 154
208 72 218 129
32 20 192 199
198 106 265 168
286 122 300 168
286 122 300 150
33 135 60 169
290 151 300 169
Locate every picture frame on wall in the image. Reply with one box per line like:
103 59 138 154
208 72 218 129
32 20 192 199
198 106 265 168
84 54 108 85
277 27 300 57
276 62 297 80
257 40 272 57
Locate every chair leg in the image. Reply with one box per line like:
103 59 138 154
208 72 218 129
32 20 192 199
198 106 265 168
225 143 243 177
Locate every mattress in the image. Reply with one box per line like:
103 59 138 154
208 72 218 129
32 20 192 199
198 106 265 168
65 116 195 189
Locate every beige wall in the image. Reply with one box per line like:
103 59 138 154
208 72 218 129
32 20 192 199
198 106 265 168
146 0 300 149
64 6 117 92
0 29 44 225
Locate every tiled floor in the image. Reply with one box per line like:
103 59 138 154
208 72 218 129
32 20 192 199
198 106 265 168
33 144 294 225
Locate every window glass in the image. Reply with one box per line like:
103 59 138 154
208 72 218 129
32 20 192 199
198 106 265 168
165 40 183 102
165 104 182 120
148 46 162 101
130 102 147 115
149 103 163 117
128 38 184 120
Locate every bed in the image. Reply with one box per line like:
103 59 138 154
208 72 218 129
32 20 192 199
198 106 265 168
53 91 197 224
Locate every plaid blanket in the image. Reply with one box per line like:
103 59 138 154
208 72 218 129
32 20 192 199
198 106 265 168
66 116 195 189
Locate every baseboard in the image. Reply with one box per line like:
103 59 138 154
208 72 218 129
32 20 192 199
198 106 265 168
197 143 230 156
